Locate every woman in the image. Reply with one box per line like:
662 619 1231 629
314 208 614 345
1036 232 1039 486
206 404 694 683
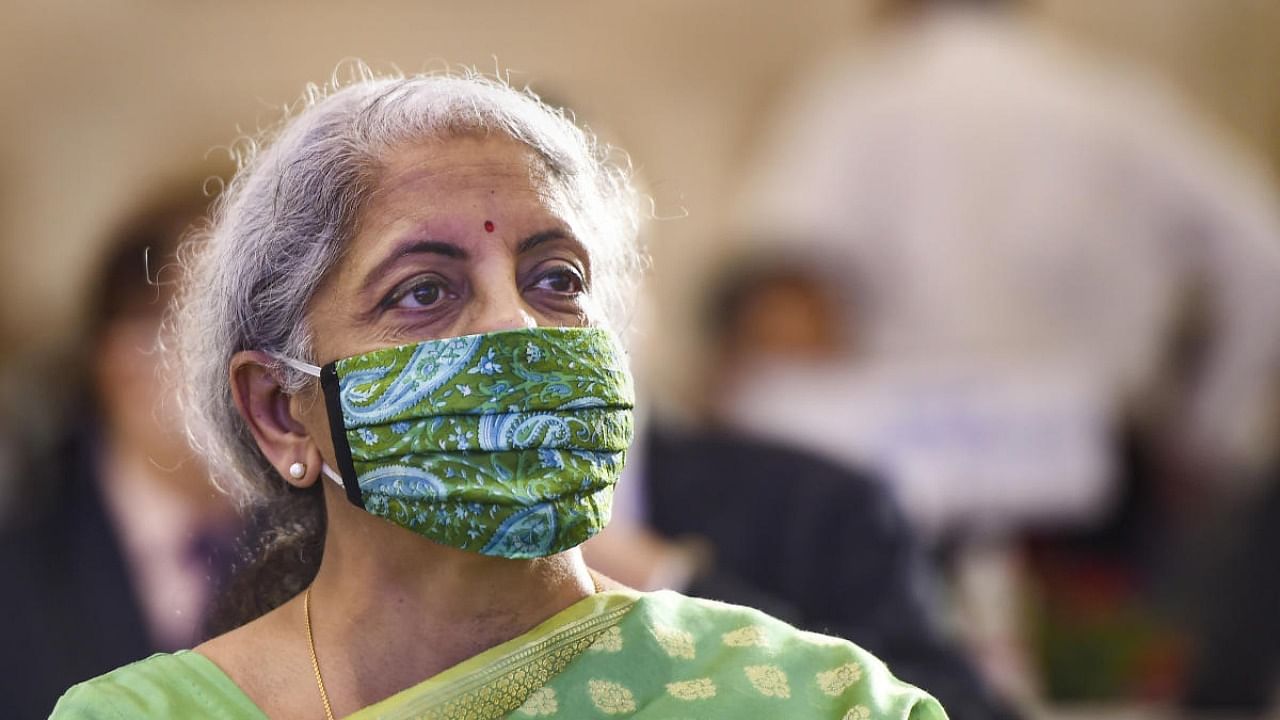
52 70 946 719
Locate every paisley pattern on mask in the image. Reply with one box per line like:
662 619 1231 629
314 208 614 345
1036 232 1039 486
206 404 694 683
331 327 635 558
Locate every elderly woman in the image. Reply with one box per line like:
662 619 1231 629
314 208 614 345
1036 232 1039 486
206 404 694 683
52 71 945 719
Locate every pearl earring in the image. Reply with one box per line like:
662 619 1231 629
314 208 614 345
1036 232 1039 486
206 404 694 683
288 462 307 479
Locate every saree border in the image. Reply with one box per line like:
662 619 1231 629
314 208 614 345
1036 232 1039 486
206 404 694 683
354 589 640 719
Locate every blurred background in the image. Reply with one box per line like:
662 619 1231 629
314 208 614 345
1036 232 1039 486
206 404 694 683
2 0 1279 718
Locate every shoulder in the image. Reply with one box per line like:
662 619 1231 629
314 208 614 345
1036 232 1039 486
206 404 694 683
640 589 890 661
648 426 887 499
191 593 319 716
50 651 263 719
625 591 948 718
52 653 188 718
646 428 907 553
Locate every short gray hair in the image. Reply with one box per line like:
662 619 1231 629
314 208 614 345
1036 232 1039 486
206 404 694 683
174 67 644 511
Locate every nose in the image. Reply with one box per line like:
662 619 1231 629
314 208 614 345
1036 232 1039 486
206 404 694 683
463 272 538 336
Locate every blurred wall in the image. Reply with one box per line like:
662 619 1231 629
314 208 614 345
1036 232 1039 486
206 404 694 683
0 0 1277 412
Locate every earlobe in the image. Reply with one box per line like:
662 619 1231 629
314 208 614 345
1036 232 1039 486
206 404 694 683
229 350 322 488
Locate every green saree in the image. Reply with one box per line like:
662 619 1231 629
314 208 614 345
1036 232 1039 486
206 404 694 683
52 590 946 719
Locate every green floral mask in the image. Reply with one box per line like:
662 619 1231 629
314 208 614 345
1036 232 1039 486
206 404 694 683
280 327 635 559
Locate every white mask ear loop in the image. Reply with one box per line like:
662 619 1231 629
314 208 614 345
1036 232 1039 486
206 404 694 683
265 352 341 488
268 352 322 378
321 463 345 488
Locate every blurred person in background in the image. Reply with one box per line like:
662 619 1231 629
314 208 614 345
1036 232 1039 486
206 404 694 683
697 254 849 426
726 0 1280 707
0 179 241 719
734 0 1280 545
586 250 1019 720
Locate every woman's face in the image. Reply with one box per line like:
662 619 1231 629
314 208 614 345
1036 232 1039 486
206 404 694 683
294 134 595 455
308 135 593 360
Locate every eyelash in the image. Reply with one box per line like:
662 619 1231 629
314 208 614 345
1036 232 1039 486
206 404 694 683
527 264 586 295
380 262 587 314
383 274 454 310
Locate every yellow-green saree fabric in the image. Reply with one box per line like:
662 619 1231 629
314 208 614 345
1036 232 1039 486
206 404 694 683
52 590 946 719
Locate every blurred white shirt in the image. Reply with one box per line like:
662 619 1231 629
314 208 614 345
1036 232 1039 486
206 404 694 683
726 358 1114 538
732 8 1280 533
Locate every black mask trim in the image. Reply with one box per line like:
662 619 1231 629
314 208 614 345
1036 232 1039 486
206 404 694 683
320 362 365 508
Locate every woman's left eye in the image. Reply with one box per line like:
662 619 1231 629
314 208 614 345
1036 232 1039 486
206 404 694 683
531 267 585 295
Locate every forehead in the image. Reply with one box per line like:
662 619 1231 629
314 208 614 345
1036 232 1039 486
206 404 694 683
372 134 554 202
352 134 572 240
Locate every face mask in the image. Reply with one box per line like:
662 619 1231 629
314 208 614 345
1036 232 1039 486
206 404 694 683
275 327 635 559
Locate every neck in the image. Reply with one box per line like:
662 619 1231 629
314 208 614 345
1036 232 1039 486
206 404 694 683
307 482 596 709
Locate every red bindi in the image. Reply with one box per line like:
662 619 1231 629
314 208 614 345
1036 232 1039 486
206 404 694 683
484 220 495 233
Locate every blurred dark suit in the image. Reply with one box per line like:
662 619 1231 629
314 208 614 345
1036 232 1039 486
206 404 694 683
1182 474 1280 715
0 422 234 720
644 426 1018 720
0 425 151 719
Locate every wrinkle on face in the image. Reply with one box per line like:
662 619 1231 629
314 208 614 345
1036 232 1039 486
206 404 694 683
300 132 596 371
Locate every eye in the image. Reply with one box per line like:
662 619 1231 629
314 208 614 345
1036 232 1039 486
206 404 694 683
531 266 585 295
386 275 452 310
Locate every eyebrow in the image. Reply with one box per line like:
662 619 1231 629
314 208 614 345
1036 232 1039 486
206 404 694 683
520 229 593 282
518 229 573 254
358 240 467 297
358 227 583 298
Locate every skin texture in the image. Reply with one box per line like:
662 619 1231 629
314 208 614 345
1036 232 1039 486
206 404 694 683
197 135 613 719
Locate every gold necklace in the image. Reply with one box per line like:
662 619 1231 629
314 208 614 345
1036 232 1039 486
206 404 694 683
303 572 604 720
304 587 337 720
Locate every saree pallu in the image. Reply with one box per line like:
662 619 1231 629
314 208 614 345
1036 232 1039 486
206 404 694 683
52 589 946 719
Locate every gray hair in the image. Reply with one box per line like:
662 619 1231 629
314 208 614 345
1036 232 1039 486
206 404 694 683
174 67 644 511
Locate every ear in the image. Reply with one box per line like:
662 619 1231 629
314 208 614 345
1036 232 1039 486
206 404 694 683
229 350 326 489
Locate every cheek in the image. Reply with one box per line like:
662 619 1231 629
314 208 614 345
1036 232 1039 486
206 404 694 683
291 385 338 461
302 293 347 362
573 288 607 328
571 301 598 328
523 290 592 329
